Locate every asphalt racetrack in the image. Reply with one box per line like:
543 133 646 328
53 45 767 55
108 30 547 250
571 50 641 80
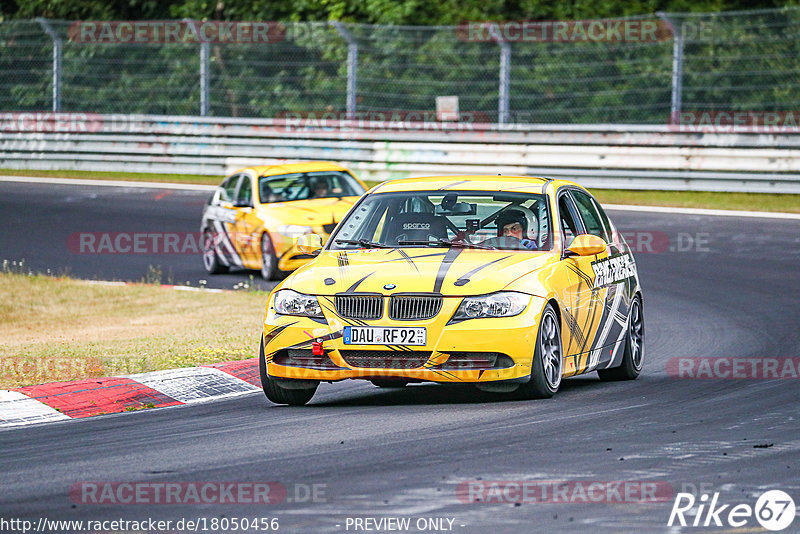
1 180 800 533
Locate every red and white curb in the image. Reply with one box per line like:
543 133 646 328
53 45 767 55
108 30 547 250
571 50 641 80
0 358 261 428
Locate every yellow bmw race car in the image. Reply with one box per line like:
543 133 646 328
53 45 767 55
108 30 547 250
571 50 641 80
201 162 368 279
259 175 644 405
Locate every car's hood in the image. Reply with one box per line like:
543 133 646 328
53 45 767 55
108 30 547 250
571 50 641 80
285 248 558 296
258 197 359 226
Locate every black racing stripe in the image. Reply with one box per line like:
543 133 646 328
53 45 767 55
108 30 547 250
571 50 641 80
345 272 374 293
263 321 299 345
438 180 470 190
568 264 594 286
433 247 463 293
562 308 586 349
397 250 420 272
454 255 511 286
385 252 448 263
580 287 602 353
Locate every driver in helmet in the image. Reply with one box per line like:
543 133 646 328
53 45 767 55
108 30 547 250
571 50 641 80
485 206 539 250
310 177 330 198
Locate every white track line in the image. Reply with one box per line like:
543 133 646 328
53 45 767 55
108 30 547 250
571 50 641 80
0 175 214 191
604 203 800 220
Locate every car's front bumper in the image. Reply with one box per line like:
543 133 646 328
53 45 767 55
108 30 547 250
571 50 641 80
263 295 546 383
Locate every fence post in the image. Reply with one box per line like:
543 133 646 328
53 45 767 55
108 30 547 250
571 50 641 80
200 41 210 116
658 13 684 124
498 42 511 125
36 18 62 112
331 22 358 119
486 25 511 124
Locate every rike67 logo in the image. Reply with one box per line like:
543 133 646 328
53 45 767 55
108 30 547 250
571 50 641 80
668 490 796 531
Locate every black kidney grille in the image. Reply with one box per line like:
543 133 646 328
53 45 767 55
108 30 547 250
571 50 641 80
335 295 383 320
388 295 442 320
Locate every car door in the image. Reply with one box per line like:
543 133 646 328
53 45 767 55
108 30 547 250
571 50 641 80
204 173 244 268
558 188 611 375
231 173 262 269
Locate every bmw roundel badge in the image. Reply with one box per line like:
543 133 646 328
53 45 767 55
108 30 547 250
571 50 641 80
383 283 397 290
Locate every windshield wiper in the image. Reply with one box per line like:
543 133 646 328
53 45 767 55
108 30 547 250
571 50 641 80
335 239 395 249
397 239 495 250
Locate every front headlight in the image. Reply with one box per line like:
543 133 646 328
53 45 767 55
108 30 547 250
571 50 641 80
451 292 530 322
273 289 323 318
277 225 313 239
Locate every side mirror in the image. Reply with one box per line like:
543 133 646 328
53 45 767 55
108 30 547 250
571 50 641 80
565 234 607 257
296 233 323 255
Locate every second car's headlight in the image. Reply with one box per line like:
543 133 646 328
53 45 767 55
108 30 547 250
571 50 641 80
273 289 323 318
277 225 313 239
451 292 530 322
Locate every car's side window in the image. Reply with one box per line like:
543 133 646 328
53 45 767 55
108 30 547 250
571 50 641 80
235 175 252 206
558 193 581 248
571 190 608 242
220 174 241 203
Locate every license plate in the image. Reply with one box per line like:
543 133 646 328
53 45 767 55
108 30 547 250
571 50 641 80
343 326 426 346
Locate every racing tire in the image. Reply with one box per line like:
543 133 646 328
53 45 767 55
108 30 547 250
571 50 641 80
598 294 644 381
202 229 229 274
259 337 318 406
513 303 562 400
370 379 409 388
260 232 278 281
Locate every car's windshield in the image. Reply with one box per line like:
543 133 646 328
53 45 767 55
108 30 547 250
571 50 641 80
329 190 552 251
258 171 365 203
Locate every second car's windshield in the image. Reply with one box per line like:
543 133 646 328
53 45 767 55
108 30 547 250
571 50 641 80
258 171 364 203
330 190 552 251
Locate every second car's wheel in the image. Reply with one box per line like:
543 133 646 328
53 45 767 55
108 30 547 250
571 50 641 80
598 294 644 381
260 232 278 280
513 303 563 400
258 337 318 406
370 379 409 388
202 229 228 274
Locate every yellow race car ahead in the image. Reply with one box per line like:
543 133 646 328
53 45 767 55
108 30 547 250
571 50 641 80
201 162 367 279
260 175 644 405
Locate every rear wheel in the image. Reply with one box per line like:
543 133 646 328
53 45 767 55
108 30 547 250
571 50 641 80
260 233 278 280
513 303 562 399
202 229 228 274
598 294 644 381
259 337 318 405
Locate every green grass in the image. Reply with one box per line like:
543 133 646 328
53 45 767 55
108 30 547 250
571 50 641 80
2 169 798 213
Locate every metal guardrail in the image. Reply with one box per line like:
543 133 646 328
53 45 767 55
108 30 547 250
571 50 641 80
1 114 799 193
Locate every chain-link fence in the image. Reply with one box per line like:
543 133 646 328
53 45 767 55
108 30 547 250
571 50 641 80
0 8 798 124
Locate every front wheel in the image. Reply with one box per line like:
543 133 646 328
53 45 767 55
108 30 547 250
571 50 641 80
260 233 278 280
202 229 228 274
259 337 317 405
598 294 644 381
513 303 562 399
